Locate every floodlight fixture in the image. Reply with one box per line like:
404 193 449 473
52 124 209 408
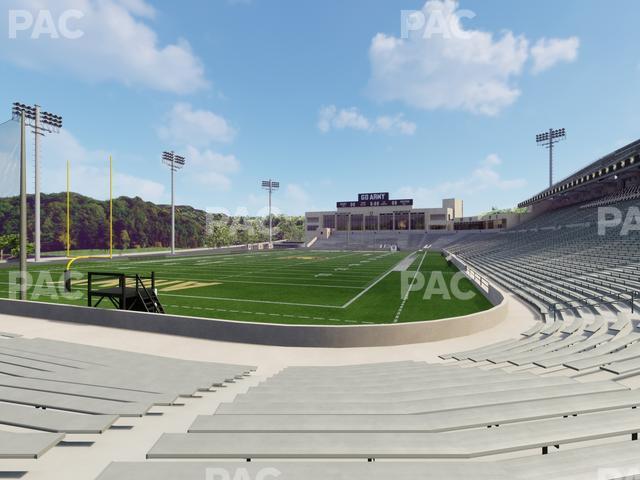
12 102 63 262
261 179 280 245
162 151 187 254
536 127 566 188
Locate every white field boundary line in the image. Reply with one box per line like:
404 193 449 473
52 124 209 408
158 292 344 309
340 252 414 309
393 249 428 323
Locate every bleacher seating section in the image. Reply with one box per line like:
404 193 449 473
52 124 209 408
98 335 640 479
0 335 253 471
445 197 640 319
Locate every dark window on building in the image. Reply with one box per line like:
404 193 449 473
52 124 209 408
350 214 364 231
323 215 336 229
379 213 394 230
365 215 378 231
337 214 349 231
411 212 425 230
395 212 409 230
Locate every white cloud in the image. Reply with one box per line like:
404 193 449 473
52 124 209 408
483 153 501 166
396 153 526 206
158 103 236 147
318 105 416 135
37 128 165 202
530 37 579 74
1 0 207 94
183 146 239 191
367 0 579 115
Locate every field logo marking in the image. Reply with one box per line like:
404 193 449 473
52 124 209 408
72 278 221 292
160 281 221 292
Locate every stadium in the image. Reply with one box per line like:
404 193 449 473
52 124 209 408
1 1 640 479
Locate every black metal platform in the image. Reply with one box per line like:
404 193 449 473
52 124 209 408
87 272 165 314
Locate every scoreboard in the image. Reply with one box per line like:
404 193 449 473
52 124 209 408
337 192 413 209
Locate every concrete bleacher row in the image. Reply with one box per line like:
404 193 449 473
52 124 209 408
444 198 640 318
0 335 253 469
93 343 640 479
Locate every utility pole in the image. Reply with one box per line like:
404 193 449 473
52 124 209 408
261 179 280 245
162 151 186 255
536 127 566 188
11 102 62 262
20 111 27 300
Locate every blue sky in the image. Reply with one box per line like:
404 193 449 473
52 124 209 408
1 0 639 216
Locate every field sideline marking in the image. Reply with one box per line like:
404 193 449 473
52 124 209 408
392 249 428 323
160 292 343 309
340 251 412 309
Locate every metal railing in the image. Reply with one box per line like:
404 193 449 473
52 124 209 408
550 290 638 320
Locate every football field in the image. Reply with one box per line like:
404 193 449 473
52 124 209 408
0 250 492 325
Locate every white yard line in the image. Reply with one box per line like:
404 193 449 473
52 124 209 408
393 249 428 323
340 252 413 309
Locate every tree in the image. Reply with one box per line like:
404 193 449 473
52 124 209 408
0 234 33 258
120 230 131 250
205 223 232 248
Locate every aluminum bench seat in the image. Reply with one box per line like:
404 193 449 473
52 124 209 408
148 408 640 459
466 322 565 362
95 461 510 480
466 329 566 363
0 430 63 459
0 385 152 416
0 403 118 433
443 321 544 360
249 372 538 395
533 332 616 368
563 333 640 371
235 376 575 404
602 356 640 375
499 439 640 480
216 381 626 415
263 367 507 388
486 330 583 364
0 373 177 405
192 389 640 434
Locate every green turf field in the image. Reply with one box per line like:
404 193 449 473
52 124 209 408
0 250 492 325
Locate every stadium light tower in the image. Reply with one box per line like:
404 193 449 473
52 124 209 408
261 179 279 246
536 127 566 188
12 102 62 262
162 151 186 255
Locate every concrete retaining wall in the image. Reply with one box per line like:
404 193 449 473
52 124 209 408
0 292 507 348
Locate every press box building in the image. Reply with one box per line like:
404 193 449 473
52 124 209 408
304 192 463 242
